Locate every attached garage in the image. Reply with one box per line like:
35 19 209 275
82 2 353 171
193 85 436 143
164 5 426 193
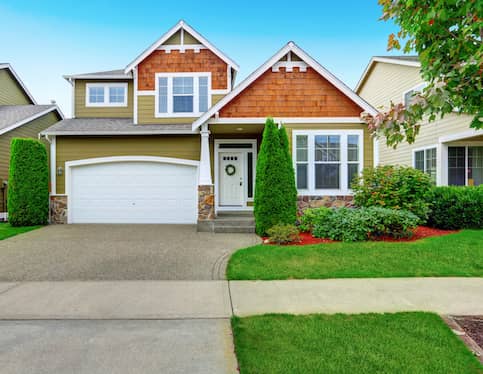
66 156 199 224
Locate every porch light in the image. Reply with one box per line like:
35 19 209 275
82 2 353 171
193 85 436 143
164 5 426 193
236 127 244 131
57 167 63 176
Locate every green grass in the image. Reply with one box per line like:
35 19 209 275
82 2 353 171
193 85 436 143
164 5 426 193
0 222 41 241
227 230 483 280
232 312 483 374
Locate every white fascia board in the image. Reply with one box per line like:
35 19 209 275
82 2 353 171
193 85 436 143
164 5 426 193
63 74 132 81
0 106 62 136
208 117 365 125
124 20 239 74
355 57 421 93
0 64 37 104
193 42 377 130
41 129 199 136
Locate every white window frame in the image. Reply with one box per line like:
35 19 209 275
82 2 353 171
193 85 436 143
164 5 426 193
412 145 438 183
402 82 427 107
292 129 364 196
85 83 128 107
155 72 212 118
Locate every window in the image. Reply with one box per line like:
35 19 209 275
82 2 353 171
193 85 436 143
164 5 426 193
294 131 363 194
403 83 427 107
448 146 483 186
86 83 127 107
414 147 437 184
155 73 211 117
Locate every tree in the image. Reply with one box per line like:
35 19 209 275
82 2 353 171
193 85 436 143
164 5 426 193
254 118 296 235
278 125 298 225
8 138 49 226
363 0 482 147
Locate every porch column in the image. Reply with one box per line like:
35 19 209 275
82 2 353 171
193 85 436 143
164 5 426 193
197 123 215 231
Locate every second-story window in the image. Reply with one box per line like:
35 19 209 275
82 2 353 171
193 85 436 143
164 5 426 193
86 83 128 107
156 73 211 117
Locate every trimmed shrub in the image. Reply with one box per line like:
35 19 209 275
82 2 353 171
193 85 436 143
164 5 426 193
313 207 419 242
426 186 483 230
7 138 49 226
267 224 300 244
254 118 296 235
352 165 432 221
298 207 332 232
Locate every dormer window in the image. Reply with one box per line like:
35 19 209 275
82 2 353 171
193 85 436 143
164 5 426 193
86 83 127 107
155 73 211 117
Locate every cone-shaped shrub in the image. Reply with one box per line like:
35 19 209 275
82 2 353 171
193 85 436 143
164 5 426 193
254 118 297 235
278 125 297 224
7 138 49 226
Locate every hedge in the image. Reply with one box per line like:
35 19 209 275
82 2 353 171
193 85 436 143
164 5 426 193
426 186 483 230
7 138 49 226
254 118 297 235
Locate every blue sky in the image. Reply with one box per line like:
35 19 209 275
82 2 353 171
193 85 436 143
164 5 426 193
1 0 400 117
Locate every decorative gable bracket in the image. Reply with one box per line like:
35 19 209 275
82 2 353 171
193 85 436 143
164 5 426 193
272 61 308 73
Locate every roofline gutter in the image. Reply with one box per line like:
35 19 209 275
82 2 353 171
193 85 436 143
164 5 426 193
40 129 199 136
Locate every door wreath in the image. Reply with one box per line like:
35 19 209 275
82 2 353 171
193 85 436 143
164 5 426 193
225 164 236 176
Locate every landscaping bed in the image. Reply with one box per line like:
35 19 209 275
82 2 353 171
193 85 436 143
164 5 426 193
227 230 483 280
232 312 483 374
0 223 40 241
453 316 483 350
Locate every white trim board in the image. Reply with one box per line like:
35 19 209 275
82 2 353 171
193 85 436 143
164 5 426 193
0 63 37 104
192 42 378 130
124 20 239 74
0 106 63 136
208 117 365 125
355 56 420 93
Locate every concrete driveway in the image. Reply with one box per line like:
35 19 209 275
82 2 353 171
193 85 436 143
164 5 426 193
0 224 259 281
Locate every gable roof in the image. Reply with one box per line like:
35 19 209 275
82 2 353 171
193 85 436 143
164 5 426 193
0 63 37 104
192 42 378 130
0 104 64 136
124 20 240 74
355 56 420 93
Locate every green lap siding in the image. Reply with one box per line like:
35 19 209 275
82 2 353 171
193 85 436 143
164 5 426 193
0 69 32 105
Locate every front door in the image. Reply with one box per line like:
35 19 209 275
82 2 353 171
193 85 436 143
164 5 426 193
219 152 244 206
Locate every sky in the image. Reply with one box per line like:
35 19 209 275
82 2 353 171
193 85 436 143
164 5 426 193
0 0 401 117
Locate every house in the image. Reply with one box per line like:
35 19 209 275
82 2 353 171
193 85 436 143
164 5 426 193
41 20 377 230
0 63 63 220
356 56 482 187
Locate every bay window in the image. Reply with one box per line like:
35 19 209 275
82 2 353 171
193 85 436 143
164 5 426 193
155 73 211 117
294 130 363 194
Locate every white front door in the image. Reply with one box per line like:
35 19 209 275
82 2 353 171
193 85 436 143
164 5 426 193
219 152 244 206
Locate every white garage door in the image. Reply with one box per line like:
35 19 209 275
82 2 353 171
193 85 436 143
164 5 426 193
69 160 198 224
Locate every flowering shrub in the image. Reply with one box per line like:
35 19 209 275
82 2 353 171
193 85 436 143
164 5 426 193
267 224 300 244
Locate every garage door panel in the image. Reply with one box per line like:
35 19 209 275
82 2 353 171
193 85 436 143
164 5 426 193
69 161 198 224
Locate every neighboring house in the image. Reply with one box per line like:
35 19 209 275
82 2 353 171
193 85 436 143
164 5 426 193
356 56 482 187
0 63 63 220
41 20 377 230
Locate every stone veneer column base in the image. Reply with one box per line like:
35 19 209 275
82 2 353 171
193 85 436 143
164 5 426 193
197 185 215 232
297 195 354 215
50 195 67 224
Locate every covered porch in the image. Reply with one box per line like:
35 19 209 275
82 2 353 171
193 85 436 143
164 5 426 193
197 122 263 231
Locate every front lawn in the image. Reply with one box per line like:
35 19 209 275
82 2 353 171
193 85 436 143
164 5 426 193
0 223 41 241
227 230 483 280
232 312 483 374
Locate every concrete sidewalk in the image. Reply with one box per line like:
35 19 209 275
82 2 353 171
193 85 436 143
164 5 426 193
230 278 483 316
0 278 482 319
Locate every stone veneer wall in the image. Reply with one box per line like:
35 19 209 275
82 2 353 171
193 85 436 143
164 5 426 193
297 195 354 215
197 185 215 231
50 195 67 224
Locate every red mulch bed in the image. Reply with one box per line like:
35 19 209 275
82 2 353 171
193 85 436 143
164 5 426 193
263 226 458 245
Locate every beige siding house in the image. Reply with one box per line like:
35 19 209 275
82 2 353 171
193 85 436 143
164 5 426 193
41 20 377 231
0 64 63 219
356 56 482 187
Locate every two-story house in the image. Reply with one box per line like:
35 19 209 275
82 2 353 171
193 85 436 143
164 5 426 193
41 20 377 231
0 63 63 220
356 56 482 187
